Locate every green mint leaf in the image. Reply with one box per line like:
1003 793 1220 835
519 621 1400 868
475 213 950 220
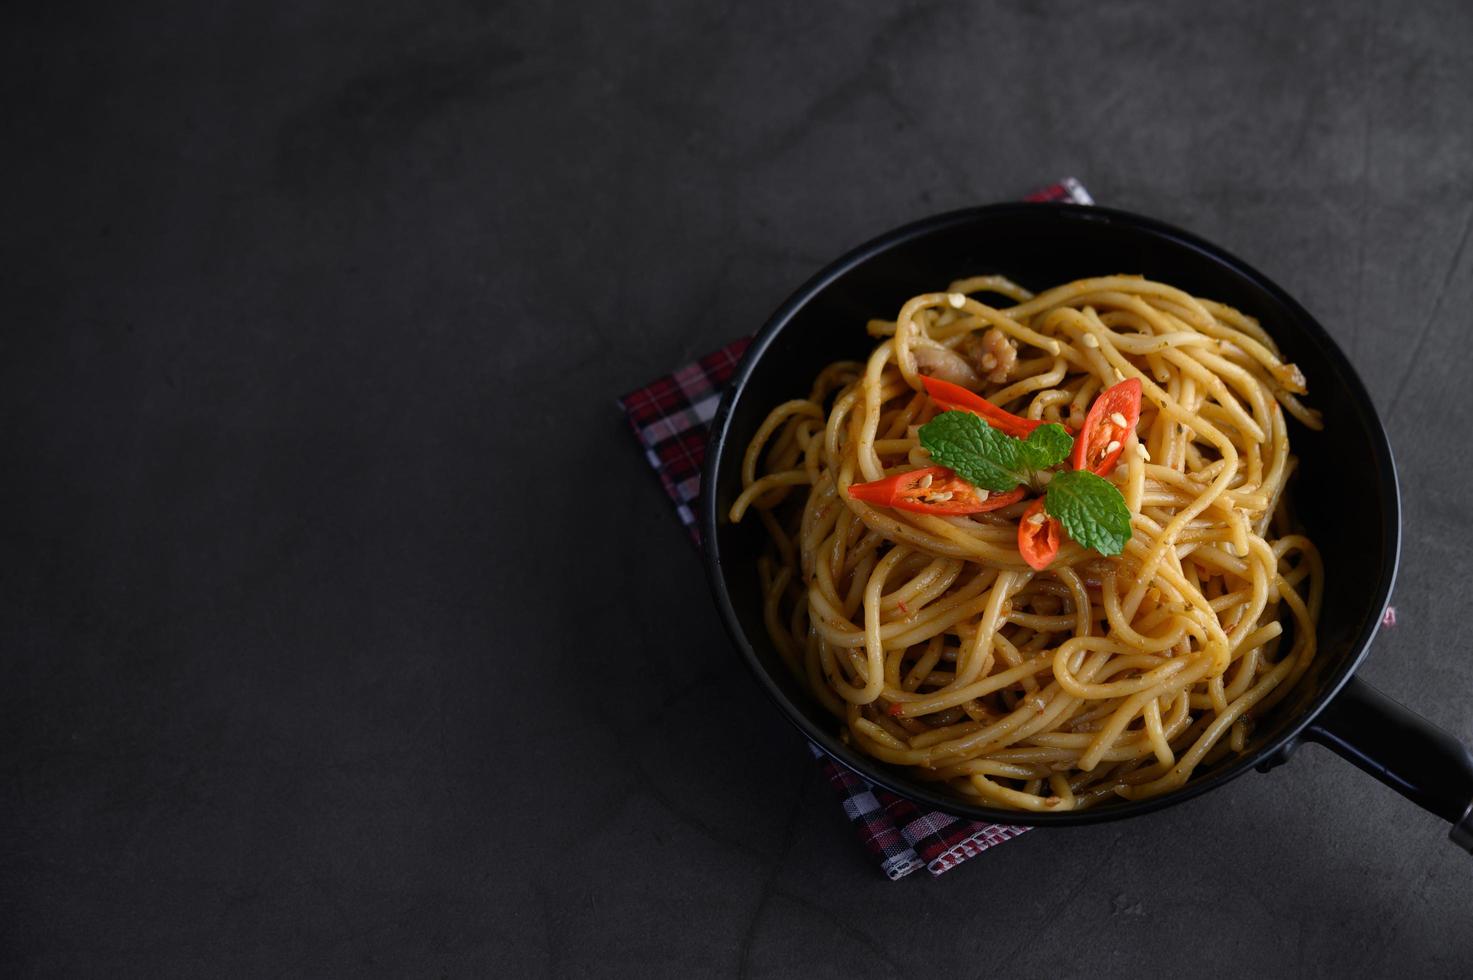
1044 470 1133 556
918 412 1076 492
1015 423 1074 472
917 411 1022 491
919 409 1072 489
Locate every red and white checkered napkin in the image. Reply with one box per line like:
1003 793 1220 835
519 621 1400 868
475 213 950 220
618 179 1092 878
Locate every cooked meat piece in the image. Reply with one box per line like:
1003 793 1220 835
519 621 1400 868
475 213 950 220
913 345 983 389
960 327 1018 384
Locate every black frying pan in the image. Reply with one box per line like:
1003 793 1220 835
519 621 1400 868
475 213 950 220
702 203 1473 850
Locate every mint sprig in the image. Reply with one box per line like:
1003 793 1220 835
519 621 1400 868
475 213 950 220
917 409 1133 560
1044 469 1133 556
917 411 1073 492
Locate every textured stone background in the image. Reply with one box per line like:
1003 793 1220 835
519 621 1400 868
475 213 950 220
4 1 1472 975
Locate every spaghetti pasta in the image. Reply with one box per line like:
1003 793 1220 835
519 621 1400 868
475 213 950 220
730 275 1324 811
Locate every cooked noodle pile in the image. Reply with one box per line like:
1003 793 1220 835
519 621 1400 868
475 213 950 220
730 275 1324 811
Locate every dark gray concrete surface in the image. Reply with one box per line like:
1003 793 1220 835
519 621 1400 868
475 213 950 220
4 0 1473 975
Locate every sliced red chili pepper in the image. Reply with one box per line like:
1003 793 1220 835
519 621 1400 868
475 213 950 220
919 377 1049 439
847 466 1026 516
1071 378 1142 476
1017 498 1062 571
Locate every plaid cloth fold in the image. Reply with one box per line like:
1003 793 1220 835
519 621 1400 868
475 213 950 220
618 179 1092 878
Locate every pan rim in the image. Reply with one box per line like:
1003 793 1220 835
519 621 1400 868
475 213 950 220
701 202 1401 827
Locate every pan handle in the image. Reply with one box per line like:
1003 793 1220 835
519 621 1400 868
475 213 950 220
1303 675 1473 853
